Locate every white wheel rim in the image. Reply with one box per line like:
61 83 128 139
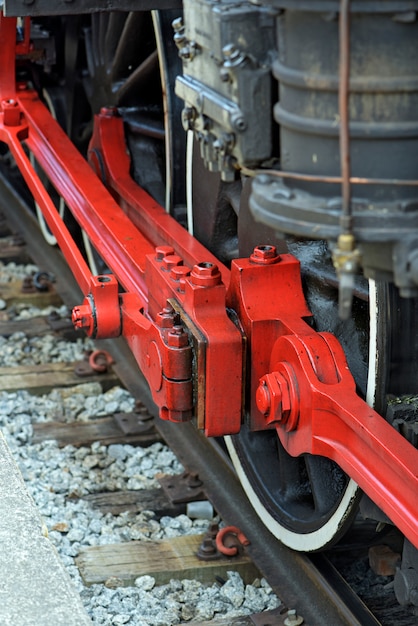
225 280 379 551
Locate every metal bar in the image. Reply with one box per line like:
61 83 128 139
0 13 16 101
92 111 231 287
271 331 418 549
3 0 182 17
17 89 152 300
339 0 352 232
0 124 92 294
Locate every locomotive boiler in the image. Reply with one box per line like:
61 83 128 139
0 0 418 609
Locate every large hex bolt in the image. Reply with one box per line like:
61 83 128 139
190 262 222 287
256 368 298 431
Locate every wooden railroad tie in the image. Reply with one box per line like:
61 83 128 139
76 533 259 588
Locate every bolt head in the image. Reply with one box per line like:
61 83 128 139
250 245 281 265
170 266 191 293
156 307 175 329
256 371 293 425
222 43 238 59
71 303 94 335
170 265 191 280
162 254 183 271
167 325 189 348
190 262 222 287
2 99 21 127
155 245 175 260
255 381 271 416
172 17 184 31
256 373 282 420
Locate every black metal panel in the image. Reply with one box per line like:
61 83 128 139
3 0 182 17
261 0 418 11
274 8 418 201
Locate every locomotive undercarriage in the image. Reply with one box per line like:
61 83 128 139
1 0 418 609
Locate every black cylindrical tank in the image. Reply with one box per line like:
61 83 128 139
272 1 418 200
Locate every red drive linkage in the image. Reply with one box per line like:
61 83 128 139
228 253 418 549
1 14 418 548
0 13 242 436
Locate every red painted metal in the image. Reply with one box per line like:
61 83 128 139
0 13 16 100
227 249 312 432
216 526 250 556
1 12 418 548
229 252 418 547
144 249 243 435
0 14 242 435
267 332 418 547
88 109 231 288
72 275 121 339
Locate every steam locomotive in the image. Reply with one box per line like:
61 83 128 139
0 0 417 609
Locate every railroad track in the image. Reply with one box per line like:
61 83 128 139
0 171 410 625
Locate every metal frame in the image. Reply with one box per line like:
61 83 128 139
3 0 182 17
1 13 418 548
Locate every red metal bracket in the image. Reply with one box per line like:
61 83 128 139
228 251 418 547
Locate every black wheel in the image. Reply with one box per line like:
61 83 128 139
225 241 367 551
185 129 365 550
67 9 185 213
61 9 185 272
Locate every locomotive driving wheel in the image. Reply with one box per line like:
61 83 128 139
225 241 364 551
182 129 363 550
72 9 184 210
225 245 418 551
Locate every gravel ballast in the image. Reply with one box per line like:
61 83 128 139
0 313 281 624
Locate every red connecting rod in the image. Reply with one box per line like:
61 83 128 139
0 13 418 548
228 255 418 548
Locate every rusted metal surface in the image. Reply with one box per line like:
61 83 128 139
158 470 205 504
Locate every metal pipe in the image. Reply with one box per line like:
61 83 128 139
339 0 352 233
